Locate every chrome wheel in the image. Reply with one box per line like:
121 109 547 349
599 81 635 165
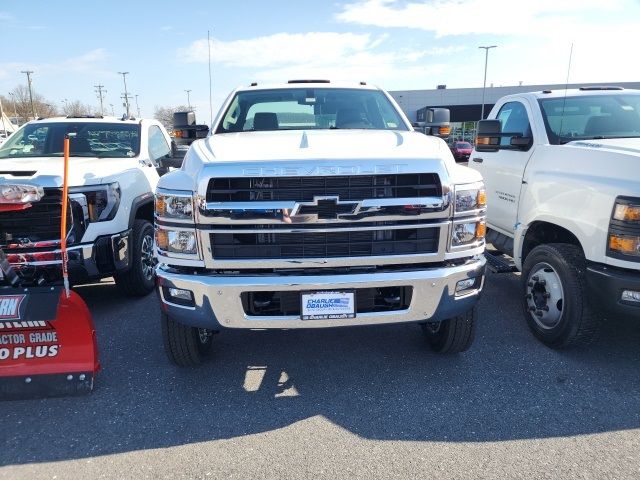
140 234 155 281
525 262 564 330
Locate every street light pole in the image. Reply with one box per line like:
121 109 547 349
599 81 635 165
478 45 497 120
185 89 192 110
20 70 36 119
118 71 131 117
135 94 141 118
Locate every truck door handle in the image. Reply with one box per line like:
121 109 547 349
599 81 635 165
472 157 483 163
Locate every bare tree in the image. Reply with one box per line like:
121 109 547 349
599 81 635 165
154 105 190 129
5 85 58 122
61 100 94 117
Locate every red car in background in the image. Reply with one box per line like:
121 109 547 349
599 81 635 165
449 141 473 162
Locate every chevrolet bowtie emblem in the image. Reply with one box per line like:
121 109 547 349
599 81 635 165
291 196 361 220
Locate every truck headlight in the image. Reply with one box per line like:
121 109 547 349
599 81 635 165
455 185 486 213
155 190 194 220
0 184 44 204
156 228 198 255
451 221 486 246
70 182 121 222
609 234 640 257
608 197 640 259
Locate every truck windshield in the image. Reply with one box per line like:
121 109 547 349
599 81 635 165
0 122 141 159
216 87 409 133
539 94 640 144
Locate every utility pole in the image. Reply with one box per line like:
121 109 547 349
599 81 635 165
21 70 36 120
135 94 141 118
118 71 131 117
185 89 192 110
109 103 115 116
94 84 106 116
478 45 497 120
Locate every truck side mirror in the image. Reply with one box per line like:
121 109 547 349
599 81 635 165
159 141 187 169
475 119 501 152
423 108 451 139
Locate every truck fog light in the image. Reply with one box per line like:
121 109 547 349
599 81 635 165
621 290 640 303
163 286 194 306
169 288 193 301
455 278 478 295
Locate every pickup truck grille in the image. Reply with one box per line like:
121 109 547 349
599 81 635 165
207 174 441 202
210 227 439 259
0 188 67 245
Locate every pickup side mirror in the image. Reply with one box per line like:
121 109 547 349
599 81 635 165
475 119 501 152
413 108 452 139
159 141 187 169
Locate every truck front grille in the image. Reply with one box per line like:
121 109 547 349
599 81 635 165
210 227 439 259
0 189 67 246
207 174 441 202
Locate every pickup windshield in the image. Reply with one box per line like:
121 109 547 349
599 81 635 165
216 87 408 133
0 122 141 159
539 94 640 144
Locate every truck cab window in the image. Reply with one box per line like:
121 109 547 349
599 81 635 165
148 125 170 162
496 101 532 147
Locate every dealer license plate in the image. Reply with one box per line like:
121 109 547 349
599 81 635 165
301 291 356 320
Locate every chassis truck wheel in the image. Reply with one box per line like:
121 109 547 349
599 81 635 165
115 219 156 296
161 312 214 366
421 307 476 353
521 243 601 348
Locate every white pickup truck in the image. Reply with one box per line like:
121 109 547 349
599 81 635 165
470 87 640 348
155 80 487 366
0 116 176 295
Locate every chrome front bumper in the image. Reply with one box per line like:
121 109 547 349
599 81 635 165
156 256 486 330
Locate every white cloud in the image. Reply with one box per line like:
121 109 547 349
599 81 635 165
181 32 383 68
335 0 629 37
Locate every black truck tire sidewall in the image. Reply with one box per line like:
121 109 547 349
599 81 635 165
521 244 588 347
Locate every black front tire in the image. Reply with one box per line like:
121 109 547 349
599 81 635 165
521 243 601 349
161 312 214 366
114 219 156 297
421 308 476 353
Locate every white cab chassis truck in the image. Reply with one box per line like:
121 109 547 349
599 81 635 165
0 116 177 295
155 81 487 366
470 87 640 348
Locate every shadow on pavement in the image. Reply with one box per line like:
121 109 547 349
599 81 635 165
2 272 640 465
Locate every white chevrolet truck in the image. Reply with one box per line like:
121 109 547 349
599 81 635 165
155 80 487 366
470 87 640 348
0 116 176 295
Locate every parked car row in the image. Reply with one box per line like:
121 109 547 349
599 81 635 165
1 82 639 370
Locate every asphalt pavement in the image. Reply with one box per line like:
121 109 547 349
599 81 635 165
2 270 640 480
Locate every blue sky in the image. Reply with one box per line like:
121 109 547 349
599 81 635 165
1 0 638 122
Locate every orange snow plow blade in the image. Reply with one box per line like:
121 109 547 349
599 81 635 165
0 286 100 399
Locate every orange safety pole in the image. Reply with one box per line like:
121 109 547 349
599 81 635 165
60 135 71 297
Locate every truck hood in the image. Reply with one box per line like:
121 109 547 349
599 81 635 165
198 130 443 162
0 156 135 187
568 137 640 157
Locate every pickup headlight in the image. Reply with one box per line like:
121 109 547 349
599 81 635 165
70 182 120 222
155 190 194 220
608 197 640 260
455 185 486 213
156 228 198 255
451 221 486 246
0 184 44 204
